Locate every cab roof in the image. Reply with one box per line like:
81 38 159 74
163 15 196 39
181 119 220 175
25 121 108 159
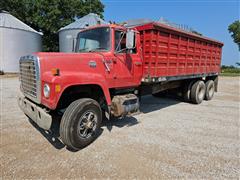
77 23 128 33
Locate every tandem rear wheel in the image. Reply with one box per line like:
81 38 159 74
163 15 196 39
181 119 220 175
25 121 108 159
204 80 215 100
190 80 206 104
60 98 102 150
183 79 215 104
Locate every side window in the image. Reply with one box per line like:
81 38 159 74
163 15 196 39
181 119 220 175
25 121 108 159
114 30 137 54
115 31 126 53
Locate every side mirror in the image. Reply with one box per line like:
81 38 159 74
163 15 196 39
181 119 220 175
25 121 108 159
126 30 135 49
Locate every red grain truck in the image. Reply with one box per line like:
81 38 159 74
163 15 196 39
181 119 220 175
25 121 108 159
18 22 223 150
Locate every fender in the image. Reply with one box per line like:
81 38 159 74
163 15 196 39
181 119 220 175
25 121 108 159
41 71 111 110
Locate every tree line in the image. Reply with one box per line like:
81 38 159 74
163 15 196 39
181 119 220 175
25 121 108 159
0 0 104 51
0 1 239 55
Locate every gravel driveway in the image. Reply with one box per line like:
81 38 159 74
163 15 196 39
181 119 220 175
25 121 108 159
1 76 239 179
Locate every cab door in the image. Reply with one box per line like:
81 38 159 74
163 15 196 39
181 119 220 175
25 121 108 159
113 30 142 88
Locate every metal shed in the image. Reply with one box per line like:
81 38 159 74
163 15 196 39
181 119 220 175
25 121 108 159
58 13 108 52
0 11 42 73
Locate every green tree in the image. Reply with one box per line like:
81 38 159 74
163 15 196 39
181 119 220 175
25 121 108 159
228 20 240 51
0 0 104 51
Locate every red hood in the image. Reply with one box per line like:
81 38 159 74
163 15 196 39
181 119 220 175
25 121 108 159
33 52 113 109
35 52 108 74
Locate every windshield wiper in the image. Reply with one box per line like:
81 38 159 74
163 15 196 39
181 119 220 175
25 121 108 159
78 47 107 53
78 48 90 52
89 47 108 52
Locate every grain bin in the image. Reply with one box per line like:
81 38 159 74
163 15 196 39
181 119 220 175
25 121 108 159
58 13 108 52
0 11 42 73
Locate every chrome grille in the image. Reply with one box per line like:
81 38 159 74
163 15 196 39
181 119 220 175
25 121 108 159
19 55 41 103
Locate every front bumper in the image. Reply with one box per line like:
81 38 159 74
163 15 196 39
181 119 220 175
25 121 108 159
18 93 52 130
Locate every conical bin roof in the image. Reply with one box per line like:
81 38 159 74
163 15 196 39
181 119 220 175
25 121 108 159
59 13 108 32
0 10 42 35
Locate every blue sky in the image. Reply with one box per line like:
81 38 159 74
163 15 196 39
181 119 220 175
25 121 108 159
102 0 239 65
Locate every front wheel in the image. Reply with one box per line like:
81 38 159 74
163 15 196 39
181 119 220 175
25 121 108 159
60 98 102 150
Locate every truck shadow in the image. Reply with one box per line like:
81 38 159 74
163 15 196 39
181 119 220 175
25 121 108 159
27 94 182 151
102 116 139 132
139 94 182 113
102 93 182 131
28 118 65 150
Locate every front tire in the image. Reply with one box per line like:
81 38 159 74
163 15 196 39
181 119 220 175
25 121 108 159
60 98 102 150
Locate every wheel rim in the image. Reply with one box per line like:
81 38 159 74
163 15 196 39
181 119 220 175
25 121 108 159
208 84 214 98
198 86 205 100
77 111 97 138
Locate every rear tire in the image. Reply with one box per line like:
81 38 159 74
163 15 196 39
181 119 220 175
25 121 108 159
60 98 102 150
182 81 194 102
205 80 215 100
190 80 206 104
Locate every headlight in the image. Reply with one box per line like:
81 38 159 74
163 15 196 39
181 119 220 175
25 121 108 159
43 83 50 98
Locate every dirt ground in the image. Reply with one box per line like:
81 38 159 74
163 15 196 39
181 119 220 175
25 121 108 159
0 76 239 179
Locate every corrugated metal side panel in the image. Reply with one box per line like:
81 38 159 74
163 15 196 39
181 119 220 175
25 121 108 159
0 27 42 72
137 24 223 78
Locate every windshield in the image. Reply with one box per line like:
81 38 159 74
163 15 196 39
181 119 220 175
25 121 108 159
76 27 110 52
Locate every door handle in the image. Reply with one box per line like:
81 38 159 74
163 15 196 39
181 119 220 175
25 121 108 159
103 60 110 72
113 59 117 64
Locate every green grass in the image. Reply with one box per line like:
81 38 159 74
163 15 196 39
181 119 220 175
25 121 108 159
220 72 240 76
220 66 240 76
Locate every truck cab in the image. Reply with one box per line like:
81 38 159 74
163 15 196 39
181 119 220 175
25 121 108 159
74 24 143 88
18 24 142 150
